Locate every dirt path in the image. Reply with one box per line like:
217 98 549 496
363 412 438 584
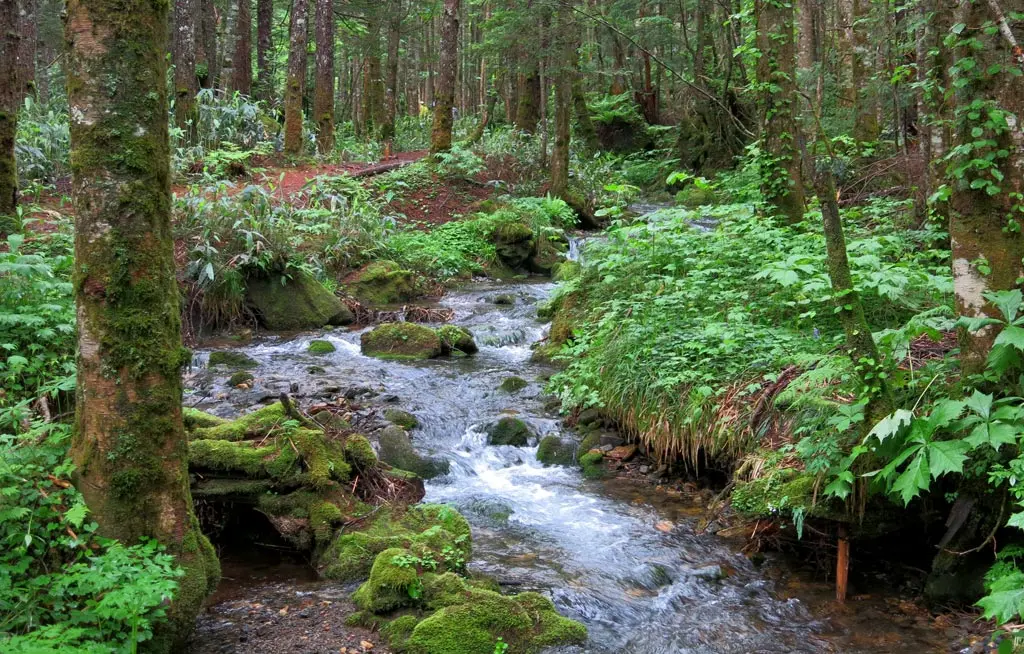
247 149 428 199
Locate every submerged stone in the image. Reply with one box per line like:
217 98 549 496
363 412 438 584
499 376 528 393
377 425 449 480
245 270 353 331
383 408 419 430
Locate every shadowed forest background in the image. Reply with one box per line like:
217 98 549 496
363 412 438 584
2 0 1024 652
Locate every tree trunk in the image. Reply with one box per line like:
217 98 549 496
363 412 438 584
314 0 334 154
0 0 19 224
197 0 217 87
16 0 37 100
949 0 1024 374
232 0 252 94
64 0 219 649
755 0 806 223
283 0 310 154
256 0 273 99
362 53 385 138
430 0 459 153
550 4 574 198
514 68 540 133
851 0 878 142
174 0 199 134
572 75 599 152
381 6 401 150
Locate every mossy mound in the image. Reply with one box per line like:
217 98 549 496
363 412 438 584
381 615 420 650
579 451 605 479
731 467 831 518
437 325 478 356
384 408 419 430
552 260 581 282
227 371 254 387
321 504 471 581
492 221 536 270
536 435 576 466
528 233 568 275
378 425 450 480
183 408 227 429
346 260 419 305
487 417 534 446
361 323 443 360
308 339 337 354
499 376 529 393
188 402 292 442
208 350 258 369
352 547 424 613
245 270 354 331
345 434 378 469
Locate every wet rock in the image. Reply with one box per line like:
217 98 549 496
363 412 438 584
536 435 576 466
208 351 258 369
246 270 353 331
688 565 726 581
343 386 373 399
492 294 516 305
599 432 625 447
576 408 602 429
639 465 651 474
383 408 419 430
499 376 529 393
307 365 327 374
379 393 400 403
486 417 534 446
227 371 254 387
437 325 478 356
599 444 614 453
361 323 442 360
308 339 336 354
607 444 637 461
376 425 449 479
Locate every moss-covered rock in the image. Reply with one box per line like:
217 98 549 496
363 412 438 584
344 434 378 469
381 615 421 650
352 547 423 613
486 417 534 446
321 504 471 581
384 408 420 430
308 339 336 354
378 425 450 480
492 221 536 270
499 376 528 393
182 408 227 429
579 451 605 479
492 294 516 305
536 435 576 466
528 233 568 275
361 322 443 360
245 270 354 331
346 260 419 305
227 371 254 387
437 325 478 356
208 350 258 369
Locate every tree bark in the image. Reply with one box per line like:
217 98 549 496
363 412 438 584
381 4 402 150
256 0 273 99
64 0 219 649
314 0 335 153
755 0 806 223
197 0 217 87
16 0 37 100
0 0 19 224
572 76 599 152
851 0 879 142
550 4 574 198
173 0 199 134
430 0 459 153
232 0 253 94
283 0 310 154
949 0 1024 374
514 68 541 133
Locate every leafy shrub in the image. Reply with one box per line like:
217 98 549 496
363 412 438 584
14 97 70 186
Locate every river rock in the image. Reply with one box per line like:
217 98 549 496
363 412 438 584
599 432 625 447
499 376 529 393
437 325 478 356
383 408 419 430
376 425 449 479
345 260 418 305
536 435 576 466
607 444 637 461
361 323 442 360
486 417 535 446
245 270 354 331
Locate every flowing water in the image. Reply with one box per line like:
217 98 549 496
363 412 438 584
187 246 954 653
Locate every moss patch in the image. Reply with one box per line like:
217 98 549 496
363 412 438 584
308 339 336 354
182 408 227 429
346 260 420 305
246 270 354 331
208 350 258 369
499 376 529 393
579 451 605 479
361 322 443 360
344 434 378 469
731 467 827 518
487 418 534 446
187 402 289 441
536 435 576 466
384 408 419 430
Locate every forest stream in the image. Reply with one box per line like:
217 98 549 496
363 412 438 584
181 236 961 654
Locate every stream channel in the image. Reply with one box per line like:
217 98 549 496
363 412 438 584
185 237 954 653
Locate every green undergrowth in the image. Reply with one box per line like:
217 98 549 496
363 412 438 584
548 192 951 467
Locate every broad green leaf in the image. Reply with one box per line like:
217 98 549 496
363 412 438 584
994 325 1024 351
988 289 1023 323
867 409 914 443
966 390 994 419
926 440 969 478
927 400 966 430
891 452 930 505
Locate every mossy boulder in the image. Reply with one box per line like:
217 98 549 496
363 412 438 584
308 339 336 354
378 425 450 480
227 371 254 387
579 451 605 479
537 435 576 466
361 322 443 360
245 270 354 331
384 408 419 430
344 434 378 469
499 376 528 393
492 221 536 269
321 504 471 581
381 615 421 650
352 547 424 613
346 260 419 305
208 350 258 369
405 587 586 654
528 233 568 275
437 325 478 356
486 418 534 446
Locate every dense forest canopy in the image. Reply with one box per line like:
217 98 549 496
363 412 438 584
2 0 1024 651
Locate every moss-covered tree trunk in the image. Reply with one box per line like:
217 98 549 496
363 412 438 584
232 0 252 94
755 0 806 223
255 0 273 100
514 68 540 133
173 0 199 136
197 0 217 87
283 0 310 154
850 0 879 142
64 0 219 650
0 0 20 226
549 4 573 198
430 0 459 153
572 76 598 153
313 0 335 154
949 0 1024 375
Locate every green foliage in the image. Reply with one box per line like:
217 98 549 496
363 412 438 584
0 422 181 652
14 97 70 186
0 232 75 425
